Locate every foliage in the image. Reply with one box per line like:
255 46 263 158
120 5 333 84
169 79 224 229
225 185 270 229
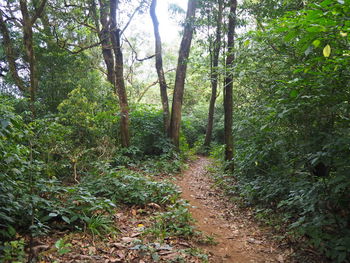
0 239 26 263
220 0 350 261
147 201 196 240
82 169 180 206
54 238 72 256
129 105 172 156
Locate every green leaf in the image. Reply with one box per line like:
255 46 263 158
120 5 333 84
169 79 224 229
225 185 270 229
323 44 331 57
290 90 298 98
312 39 321 48
62 216 71 224
49 212 58 217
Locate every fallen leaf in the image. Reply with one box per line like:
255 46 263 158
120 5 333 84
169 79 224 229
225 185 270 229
147 203 161 209
121 237 136 243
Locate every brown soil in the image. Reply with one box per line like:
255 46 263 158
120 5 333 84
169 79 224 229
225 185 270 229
176 156 291 263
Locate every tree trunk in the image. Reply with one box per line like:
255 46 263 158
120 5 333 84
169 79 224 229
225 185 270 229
18 0 47 117
203 0 223 148
169 0 197 149
110 0 130 148
97 0 116 87
223 0 237 171
150 0 170 134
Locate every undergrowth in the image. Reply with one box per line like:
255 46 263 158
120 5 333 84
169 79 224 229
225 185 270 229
209 144 349 263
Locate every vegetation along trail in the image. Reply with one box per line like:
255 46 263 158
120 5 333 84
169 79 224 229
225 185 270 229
177 157 286 263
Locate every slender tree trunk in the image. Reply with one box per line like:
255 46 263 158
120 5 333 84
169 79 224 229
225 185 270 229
204 0 223 148
169 0 197 149
96 0 115 86
223 0 237 171
150 0 170 134
110 0 130 148
18 0 47 117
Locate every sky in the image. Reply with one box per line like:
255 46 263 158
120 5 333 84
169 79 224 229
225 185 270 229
156 0 187 43
130 0 188 44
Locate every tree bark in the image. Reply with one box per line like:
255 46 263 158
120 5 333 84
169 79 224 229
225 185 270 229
20 0 37 116
1 0 46 116
97 0 116 87
110 0 130 148
150 0 170 134
223 0 237 171
203 0 223 148
169 0 197 149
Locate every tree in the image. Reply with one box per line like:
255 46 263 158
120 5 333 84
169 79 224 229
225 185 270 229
203 0 223 148
150 0 170 134
223 0 237 170
109 0 130 148
0 0 47 116
169 0 197 149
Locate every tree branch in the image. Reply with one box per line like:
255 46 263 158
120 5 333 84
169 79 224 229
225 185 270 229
120 0 147 35
124 37 155 62
0 10 26 93
31 0 47 25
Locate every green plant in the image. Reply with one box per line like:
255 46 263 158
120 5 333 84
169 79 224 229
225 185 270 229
82 169 180 206
147 201 196 240
84 214 115 238
54 238 72 255
0 239 26 263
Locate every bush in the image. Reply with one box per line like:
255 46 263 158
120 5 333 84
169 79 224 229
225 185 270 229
82 169 180 206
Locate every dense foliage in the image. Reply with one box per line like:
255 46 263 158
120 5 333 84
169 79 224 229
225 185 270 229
220 0 350 261
1 0 349 262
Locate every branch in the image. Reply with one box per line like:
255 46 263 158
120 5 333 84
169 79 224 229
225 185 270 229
120 0 147 35
0 10 26 93
137 68 176 102
256 18 280 53
124 37 155 62
60 40 103 54
31 0 47 25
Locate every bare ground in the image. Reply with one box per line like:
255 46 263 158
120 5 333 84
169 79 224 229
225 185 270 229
176 156 293 263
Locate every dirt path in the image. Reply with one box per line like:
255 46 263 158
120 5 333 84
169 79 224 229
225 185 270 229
176 156 286 263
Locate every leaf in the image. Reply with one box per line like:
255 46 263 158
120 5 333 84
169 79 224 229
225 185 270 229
337 0 344 4
49 212 58 217
62 216 70 224
323 44 331 57
340 31 348 37
290 90 298 98
312 39 321 48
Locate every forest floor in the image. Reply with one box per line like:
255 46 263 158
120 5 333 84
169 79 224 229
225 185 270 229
33 156 296 263
176 156 293 263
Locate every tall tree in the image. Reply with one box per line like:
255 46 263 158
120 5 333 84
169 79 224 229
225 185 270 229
0 0 47 116
150 0 170 134
203 0 223 148
109 0 130 147
90 0 131 147
95 0 116 87
169 0 197 148
223 0 237 170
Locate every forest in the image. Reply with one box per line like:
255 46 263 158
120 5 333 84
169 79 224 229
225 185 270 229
0 0 349 262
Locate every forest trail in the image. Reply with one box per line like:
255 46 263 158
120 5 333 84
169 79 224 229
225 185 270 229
176 157 285 263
